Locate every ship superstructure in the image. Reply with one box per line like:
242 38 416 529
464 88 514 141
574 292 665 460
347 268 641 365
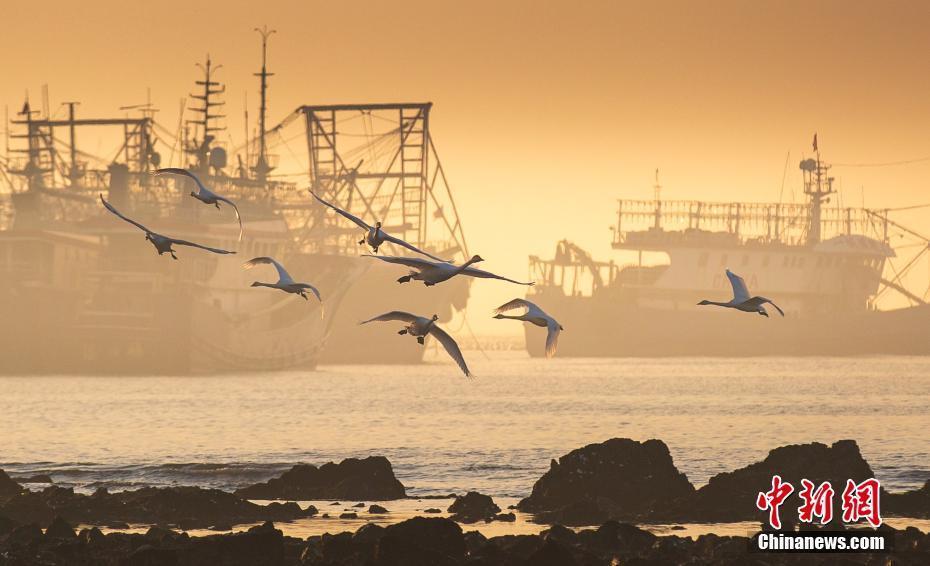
526 148 930 357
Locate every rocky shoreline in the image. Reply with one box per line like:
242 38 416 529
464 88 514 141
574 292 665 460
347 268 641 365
1 515 929 565
1 439 929 564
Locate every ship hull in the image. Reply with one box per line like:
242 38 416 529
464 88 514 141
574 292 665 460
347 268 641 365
0 229 361 375
525 292 930 357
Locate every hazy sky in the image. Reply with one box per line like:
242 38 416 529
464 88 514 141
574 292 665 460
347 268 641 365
3 0 929 333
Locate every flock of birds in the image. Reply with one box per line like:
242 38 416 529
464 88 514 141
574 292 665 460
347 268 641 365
99 168 784 377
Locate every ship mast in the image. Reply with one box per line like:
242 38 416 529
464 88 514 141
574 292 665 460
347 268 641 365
800 133 835 245
187 55 226 174
252 26 276 183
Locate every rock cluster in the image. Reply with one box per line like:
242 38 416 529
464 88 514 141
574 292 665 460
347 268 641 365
6 516 924 566
235 457 406 501
518 437 929 526
447 491 500 523
517 438 695 525
0 485 313 530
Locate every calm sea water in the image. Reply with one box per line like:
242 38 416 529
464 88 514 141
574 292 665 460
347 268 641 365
1 353 928 500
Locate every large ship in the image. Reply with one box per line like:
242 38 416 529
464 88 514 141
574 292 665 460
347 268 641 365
526 147 930 357
0 33 470 374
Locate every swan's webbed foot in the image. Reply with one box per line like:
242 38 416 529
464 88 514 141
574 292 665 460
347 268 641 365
170 252 178 260
424 282 434 287
416 336 425 345
398 329 408 335
397 275 412 284
215 203 221 209
358 239 365 245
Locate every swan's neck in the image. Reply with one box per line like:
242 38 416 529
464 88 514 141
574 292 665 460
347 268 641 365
453 258 479 274
496 314 522 320
706 300 732 307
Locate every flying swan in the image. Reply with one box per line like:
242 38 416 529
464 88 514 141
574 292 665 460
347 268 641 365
243 256 324 317
493 298 563 358
100 194 235 259
698 269 784 317
311 191 448 262
364 254 534 287
360 311 470 377
154 168 243 241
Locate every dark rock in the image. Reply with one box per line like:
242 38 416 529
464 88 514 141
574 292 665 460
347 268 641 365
423 508 442 513
0 470 23 502
78 526 105 545
210 523 233 531
330 501 341 506
234 456 406 501
304 504 319 517
107 521 131 529
0 485 311 530
490 512 516 522
670 439 875 523
352 502 366 507
886 479 930 518
7 523 43 546
44 516 76 539
352 522 385 546
340 512 358 519
0 513 18 537
368 504 389 514
447 491 500 523
518 438 694 525
524 537 578 566
376 517 465 566
485 534 545 560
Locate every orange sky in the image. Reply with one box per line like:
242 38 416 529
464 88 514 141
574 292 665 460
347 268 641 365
3 0 929 333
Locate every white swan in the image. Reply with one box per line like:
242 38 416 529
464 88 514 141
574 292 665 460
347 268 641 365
365 254 535 287
154 168 243 241
243 256 323 317
100 195 235 259
360 311 470 377
698 269 784 317
311 191 448 262
493 299 563 358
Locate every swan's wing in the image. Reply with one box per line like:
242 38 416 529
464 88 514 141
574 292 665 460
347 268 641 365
359 311 420 324
100 194 152 234
215 195 243 241
747 296 785 317
243 256 292 283
310 191 371 231
380 233 450 263
493 298 533 315
297 283 324 318
428 325 470 377
363 254 436 270
461 266 535 286
725 269 751 303
169 238 236 255
544 319 561 359
154 168 214 197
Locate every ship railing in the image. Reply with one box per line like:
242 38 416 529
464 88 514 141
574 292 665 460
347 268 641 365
612 199 887 247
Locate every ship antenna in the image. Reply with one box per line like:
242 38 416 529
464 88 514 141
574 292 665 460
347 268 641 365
653 168 662 229
253 25 276 183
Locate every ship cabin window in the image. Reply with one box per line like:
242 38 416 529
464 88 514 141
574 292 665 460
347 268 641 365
698 252 709 267
741 254 749 266
720 254 728 266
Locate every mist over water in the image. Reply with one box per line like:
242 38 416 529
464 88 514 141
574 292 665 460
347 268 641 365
1 353 927 497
